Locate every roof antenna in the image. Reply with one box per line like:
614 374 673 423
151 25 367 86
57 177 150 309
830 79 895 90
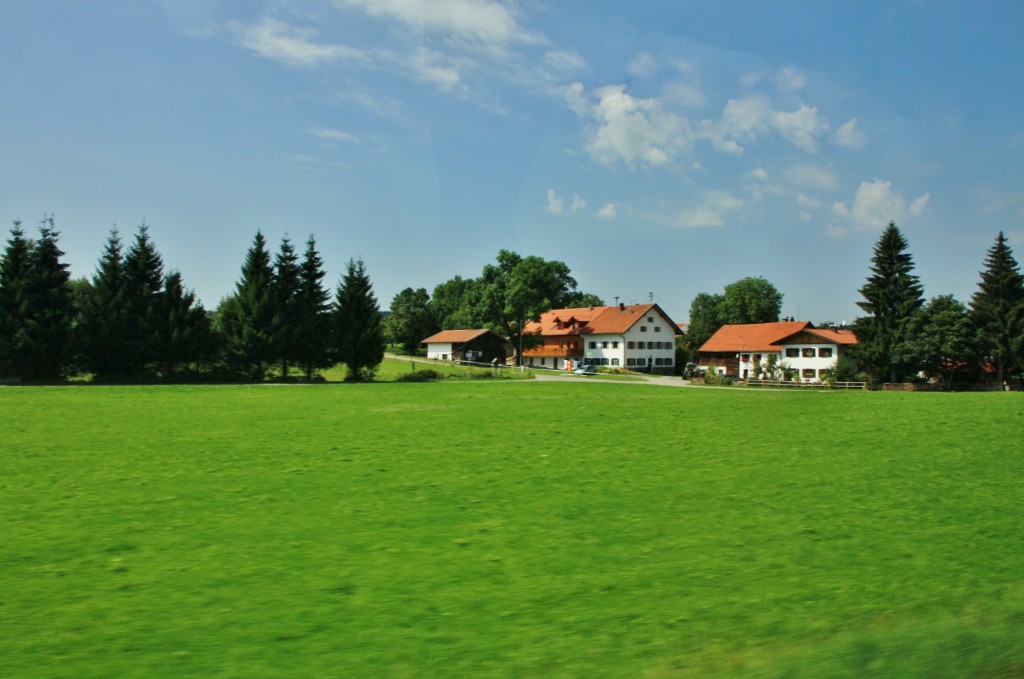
649 291 653 303
614 296 619 306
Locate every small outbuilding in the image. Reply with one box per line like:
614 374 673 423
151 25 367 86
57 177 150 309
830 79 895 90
421 329 511 365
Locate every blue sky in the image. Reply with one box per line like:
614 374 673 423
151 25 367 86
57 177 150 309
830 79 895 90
2 1 1022 324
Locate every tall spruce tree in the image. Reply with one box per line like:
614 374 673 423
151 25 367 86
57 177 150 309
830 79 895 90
970 231 1024 384
220 232 277 380
332 258 385 382
121 225 165 376
24 218 74 380
0 222 33 378
78 229 129 379
294 236 332 381
852 222 925 384
160 271 213 375
272 236 301 379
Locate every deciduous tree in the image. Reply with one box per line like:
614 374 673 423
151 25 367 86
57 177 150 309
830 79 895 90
386 287 437 355
720 276 783 325
910 295 977 390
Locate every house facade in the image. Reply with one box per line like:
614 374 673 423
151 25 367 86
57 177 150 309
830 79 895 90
520 303 682 375
698 321 857 382
421 329 510 364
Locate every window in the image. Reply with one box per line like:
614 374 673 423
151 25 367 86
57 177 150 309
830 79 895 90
786 348 799 358
589 341 597 349
741 354 750 362
802 348 816 358
627 341 635 349
612 341 619 349
540 358 545 365
601 358 610 366
802 368 816 379
611 358 620 366
654 326 662 332
627 358 637 366
819 347 833 358
601 341 609 349
647 316 654 322
640 326 648 332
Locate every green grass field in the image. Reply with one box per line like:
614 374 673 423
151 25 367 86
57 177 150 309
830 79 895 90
2 383 1023 678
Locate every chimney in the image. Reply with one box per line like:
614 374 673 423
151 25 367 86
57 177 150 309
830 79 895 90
619 302 624 310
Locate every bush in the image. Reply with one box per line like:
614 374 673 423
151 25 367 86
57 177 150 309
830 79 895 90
395 369 445 382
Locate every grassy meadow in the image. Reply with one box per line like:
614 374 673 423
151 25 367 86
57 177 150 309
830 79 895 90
2 382 1023 678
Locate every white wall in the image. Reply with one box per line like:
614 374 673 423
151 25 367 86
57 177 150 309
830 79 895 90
425 343 453 361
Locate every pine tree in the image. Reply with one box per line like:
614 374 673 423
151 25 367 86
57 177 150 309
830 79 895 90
78 229 130 379
332 258 385 382
160 271 213 375
852 222 925 384
221 232 277 381
24 218 74 380
0 222 33 378
970 231 1024 384
121 224 165 376
294 235 332 381
271 236 301 379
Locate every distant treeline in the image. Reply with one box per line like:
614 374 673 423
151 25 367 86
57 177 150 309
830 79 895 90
2 217 1022 388
0 219 384 383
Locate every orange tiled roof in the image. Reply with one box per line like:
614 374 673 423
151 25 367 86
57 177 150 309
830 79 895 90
522 304 682 336
804 327 858 345
699 321 857 352
421 329 496 344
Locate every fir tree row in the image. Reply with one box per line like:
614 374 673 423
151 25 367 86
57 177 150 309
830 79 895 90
852 223 1024 388
0 220 385 383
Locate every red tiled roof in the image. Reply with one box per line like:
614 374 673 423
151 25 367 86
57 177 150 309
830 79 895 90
421 329 496 344
699 321 857 353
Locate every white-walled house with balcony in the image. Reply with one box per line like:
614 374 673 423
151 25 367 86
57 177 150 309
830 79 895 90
519 303 682 374
697 321 857 382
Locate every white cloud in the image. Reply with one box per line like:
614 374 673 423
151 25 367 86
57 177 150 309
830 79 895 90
796 193 822 209
310 128 359 142
834 117 865 149
748 168 769 181
596 203 617 219
661 82 705 109
910 193 931 216
407 47 463 91
575 84 693 169
775 66 806 92
230 18 365 67
712 97 829 153
571 194 587 212
830 179 930 232
772 104 828 152
544 50 585 71
627 52 658 78
546 189 565 215
674 190 743 228
784 164 839 191
336 0 539 57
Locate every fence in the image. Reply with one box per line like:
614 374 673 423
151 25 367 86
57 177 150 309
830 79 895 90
746 379 867 390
